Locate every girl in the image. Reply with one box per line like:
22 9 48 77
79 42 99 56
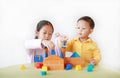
25 20 59 63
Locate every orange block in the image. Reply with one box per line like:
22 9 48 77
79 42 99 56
43 55 64 70
64 57 85 67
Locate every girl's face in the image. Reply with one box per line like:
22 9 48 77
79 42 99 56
76 20 93 39
36 25 53 40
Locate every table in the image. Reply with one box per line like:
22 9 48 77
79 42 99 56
0 64 120 78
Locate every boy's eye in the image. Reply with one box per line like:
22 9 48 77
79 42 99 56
43 32 47 34
82 28 86 29
48 33 52 35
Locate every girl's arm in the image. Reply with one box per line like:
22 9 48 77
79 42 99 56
24 39 43 49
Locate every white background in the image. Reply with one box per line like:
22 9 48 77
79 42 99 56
0 0 120 70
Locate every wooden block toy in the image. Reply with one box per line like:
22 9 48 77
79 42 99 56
60 51 64 58
64 57 85 67
40 71 47 76
61 47 66 57
75 65 82 71
87 64 94 72
70 52 80 58
62 41 66 48
34 55 43 62
65 64 72 70
42 66 48 71
44 46 48 55
20 64 26 70
43 55 64 70
34 62 43 69
43 51 48 58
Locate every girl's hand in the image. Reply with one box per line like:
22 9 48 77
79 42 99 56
41 40 55 50
90 58 96 65
55 33 68 42
59 34 68 42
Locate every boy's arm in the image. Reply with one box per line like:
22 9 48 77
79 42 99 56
92 43 101 65
66 39 74 52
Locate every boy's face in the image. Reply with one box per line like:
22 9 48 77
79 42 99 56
76 20 93 39
36 25 53 40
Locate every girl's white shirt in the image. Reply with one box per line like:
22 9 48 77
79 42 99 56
24 37 61 63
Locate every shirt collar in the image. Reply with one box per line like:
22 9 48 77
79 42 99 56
75 38 92 43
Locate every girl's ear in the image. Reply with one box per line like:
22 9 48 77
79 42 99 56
35 31 39 37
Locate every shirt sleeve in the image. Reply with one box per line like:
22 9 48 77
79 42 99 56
92 43 101 65
24 39 43 49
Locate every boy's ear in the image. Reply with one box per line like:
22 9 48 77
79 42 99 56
90 29 93 34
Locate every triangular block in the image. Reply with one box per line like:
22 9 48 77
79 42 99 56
60 52 64 58
43 51 48 58
70 52 80 58
50 50 56 55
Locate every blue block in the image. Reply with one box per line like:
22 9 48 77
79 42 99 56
34 55 39 62
39 55 43 62
70 52 80 58
43 51 48 58
62 41 66 48
50 50 56 55
66 64 72 70
60 52 64 58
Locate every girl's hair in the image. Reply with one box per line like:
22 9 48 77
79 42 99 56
35 20 54 39
77 16 95 29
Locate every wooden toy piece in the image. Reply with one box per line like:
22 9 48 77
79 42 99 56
65 64 72 70
20 64 26 70
64 57 85 67
40 71 47 76
87 64 94 72
75 65 82 71
61 47 66 57
34 62 43 69
50 50 56 55
34 55 43 62
62 41 66 48
43 51 48 58
41 66 48 71
44 46 48 55
70 52 80 58
60 51 64 58
43 55 64 70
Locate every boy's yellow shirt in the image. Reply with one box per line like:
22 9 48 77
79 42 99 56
66 38 101 65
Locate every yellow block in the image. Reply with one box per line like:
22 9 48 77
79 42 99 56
20 64 26 70
75 65 82 71
41 66 48 71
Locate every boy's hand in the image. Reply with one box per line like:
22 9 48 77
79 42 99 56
90 58 95 65
41 40 55 50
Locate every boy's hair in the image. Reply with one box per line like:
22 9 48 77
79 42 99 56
77 16 95 29
35 20 54 39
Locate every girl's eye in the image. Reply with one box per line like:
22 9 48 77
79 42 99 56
76 27 80 29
